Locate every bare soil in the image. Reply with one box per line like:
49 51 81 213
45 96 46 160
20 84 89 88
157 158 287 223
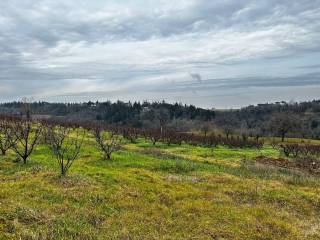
255 155 320 175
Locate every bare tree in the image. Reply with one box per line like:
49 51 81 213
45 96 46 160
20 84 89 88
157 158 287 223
216 117 237 139
201 122 212 137
94 126 122 160
145 129 162 146
156 108 169 133
10 120 43 164
269 113 301 142
222 125 234 139
238 121 249 141
122 127 139 143
0 120 16 155
249 127 262 142
21 97 32 120
47 125 84 177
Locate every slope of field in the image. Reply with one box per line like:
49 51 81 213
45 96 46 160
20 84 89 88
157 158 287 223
0 138 320 239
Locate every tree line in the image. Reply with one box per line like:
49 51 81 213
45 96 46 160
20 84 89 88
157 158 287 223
0 99 319 140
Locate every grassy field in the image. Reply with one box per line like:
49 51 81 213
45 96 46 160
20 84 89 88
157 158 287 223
1 137 320 239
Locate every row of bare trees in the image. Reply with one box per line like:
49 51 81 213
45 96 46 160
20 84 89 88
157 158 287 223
0 115 123 177
278 143 320 158
4 111 320 178
139 128 263 149
0 108 265 177
82 119 263 149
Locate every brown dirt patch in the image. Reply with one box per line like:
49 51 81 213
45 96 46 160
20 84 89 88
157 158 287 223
254 156 320 175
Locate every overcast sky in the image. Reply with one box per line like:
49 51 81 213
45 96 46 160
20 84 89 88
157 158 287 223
0 0 319 108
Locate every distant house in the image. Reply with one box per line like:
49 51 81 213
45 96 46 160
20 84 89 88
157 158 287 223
142 107 150 112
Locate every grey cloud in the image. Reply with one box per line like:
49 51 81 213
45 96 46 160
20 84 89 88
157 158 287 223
160 72 320 92
295 64 320 69
44 72 320 108
190 73 202 83
0 0 319 107
49 72 320 97
1 0 319 43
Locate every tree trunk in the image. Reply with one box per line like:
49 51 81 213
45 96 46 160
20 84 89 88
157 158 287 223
61 164 65 177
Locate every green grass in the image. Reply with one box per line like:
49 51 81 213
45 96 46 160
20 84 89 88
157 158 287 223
1 137 320 239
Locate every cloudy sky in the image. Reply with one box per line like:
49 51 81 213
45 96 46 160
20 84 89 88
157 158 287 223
0 0 319 108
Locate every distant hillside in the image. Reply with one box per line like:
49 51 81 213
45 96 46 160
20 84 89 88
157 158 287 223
0 101 215 127
214 100 320 140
